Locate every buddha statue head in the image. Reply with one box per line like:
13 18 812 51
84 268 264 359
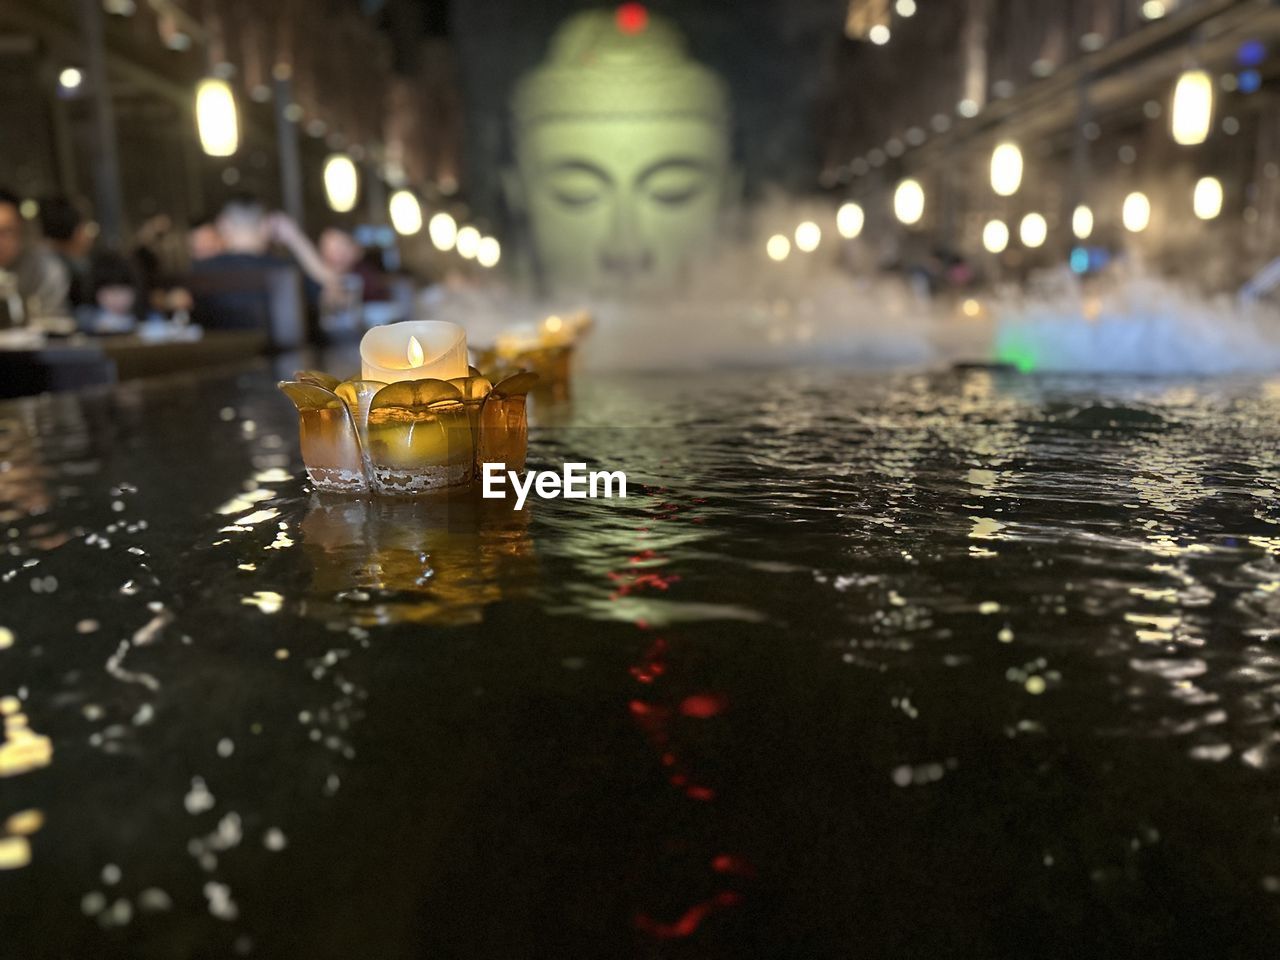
510 4 733 293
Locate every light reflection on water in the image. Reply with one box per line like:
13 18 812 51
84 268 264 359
2 367 1280 955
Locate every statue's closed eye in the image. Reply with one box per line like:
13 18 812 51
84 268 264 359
545 163 610 208
640 160 712 206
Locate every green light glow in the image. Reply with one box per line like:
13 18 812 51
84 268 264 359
995 338 1039 373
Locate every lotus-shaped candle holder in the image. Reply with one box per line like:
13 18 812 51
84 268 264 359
472 310 592 387
278 367 538 496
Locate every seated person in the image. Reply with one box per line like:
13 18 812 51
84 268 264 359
187 213 224 264
319 227 393 303
191 195 337 331
38 195 92 310
78 251 140 335
0 187 70 324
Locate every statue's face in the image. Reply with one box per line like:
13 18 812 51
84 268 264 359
516 116 728 292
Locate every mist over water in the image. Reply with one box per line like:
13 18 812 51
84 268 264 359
992 267 1280 376
427 204 1280 376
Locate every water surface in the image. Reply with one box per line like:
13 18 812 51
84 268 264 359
3 365 1280 958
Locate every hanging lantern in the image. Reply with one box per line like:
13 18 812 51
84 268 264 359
1072 205 1094 240
1123 192 1151 232
389 190 423 235
894 179 925 225
196 78 239 157
1019 212 1048 248
477 237 501 268
1171 69 1213 146
1193 177 1223 220
982 220 1009 254
456 226 481 259
837 202 865 239
428 212 459 251
794 221 822 253
990 143 1024 197
323 154 359 213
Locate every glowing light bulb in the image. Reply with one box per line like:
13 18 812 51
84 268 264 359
407 335 424 367
982 219 1009 254
477 236 501 268
1142 1 1167 20
1193 176 1223 220
389 190 423 235
895 0 917 16
322 154 358 213
456 226 481 259
990 143 1023 197
766 234 791 261
428 212 458 251
1123 191 1151 232
1072 204 1094 240
545 315 564 334
195 78 238 157
1171 69 1213 146
837 202 865 239
794 221 821 253
869 25 891 45
58 67 83 90
1020 212 1047 248
894 178 925 225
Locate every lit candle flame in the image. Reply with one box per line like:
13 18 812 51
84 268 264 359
407 335 425 367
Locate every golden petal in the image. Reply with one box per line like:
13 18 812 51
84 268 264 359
447 376 495 402
490 371 540 398
335 379 386 410
278 381 344 411
278 383 366 492
370 379 464 412
334 380 385 452
365 382 476 490
477 394 529 472
293 370 343 392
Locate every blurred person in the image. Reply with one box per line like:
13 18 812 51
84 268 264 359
188 214 224 263
0 187 70 322
79 251 139 334
319 227 391 302
132 214 194 316
38 195 92 309
197 195 337 304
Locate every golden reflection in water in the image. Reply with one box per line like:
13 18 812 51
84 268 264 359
0 808 43 871
1 693 51 871
0 694 52 779
299 491 537 627
0 417 58 546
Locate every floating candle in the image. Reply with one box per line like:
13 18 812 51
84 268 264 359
360 321 469 384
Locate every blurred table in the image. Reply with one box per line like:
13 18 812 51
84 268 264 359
100 330 267 380
0 330 268 400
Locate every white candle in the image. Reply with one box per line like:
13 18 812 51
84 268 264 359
360 321 469 384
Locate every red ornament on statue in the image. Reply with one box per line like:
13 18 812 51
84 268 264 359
616 2 648 34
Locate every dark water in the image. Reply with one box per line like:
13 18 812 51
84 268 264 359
3 364 1280 959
